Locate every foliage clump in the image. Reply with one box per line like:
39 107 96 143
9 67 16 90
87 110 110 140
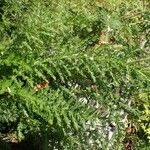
0 0 149 149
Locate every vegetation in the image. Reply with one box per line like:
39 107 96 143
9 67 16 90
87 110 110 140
0 0 149 149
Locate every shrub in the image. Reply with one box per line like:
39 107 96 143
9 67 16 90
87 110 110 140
0 0 149 149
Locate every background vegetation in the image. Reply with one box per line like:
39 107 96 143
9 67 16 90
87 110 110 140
0 0 150 149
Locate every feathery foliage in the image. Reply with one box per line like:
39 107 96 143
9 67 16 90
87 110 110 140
0 0 150 149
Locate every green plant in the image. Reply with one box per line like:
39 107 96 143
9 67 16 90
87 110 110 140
0 0 149 149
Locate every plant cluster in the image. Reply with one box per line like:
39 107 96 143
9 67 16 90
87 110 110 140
0 0 149 149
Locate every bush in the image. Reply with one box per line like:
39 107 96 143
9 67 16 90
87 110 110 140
0 0 149 149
